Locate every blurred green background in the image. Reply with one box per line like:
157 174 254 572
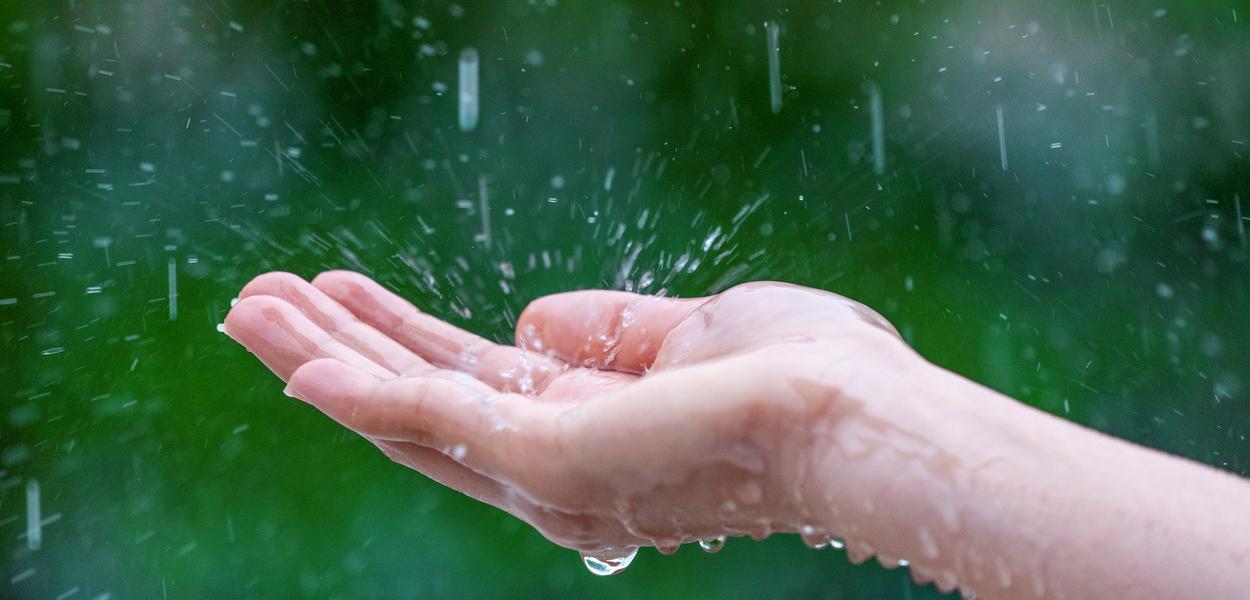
2 0 1248 597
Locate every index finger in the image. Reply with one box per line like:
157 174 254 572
286 358 565 484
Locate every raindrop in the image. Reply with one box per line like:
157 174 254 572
765 21 782 113
26 479 41 551
868 82 885 175
580 548 638 576
697 536 726 553
167 257 178 321
996 105 1008 171
458 48 479 132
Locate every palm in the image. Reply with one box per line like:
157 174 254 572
226 270 899 554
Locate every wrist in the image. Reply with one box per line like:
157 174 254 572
799 357 1052 589
802 357 1250 597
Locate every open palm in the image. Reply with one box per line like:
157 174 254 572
225 271 908 565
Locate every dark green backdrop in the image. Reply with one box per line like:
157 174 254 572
2 0 1248 597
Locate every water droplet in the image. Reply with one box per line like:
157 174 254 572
827 537 845 550
655 543 680 555
799 526 828 549
697 536 726 553
580 548 638 576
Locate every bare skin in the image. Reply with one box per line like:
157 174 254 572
224 271 1250 599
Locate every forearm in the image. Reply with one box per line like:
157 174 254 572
807 360 1250 598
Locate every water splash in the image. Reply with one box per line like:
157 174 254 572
697 536 726 553
580 548 638 576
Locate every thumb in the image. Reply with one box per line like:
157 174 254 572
515 291 704 373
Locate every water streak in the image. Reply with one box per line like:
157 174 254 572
478 175 491 245
996 105 1008 171
167 257 178 321
26 480 41 551
766 22 782 113
458 48 479 132
869 83 885 175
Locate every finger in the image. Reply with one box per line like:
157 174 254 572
371 439 509 508
286 358 558 481
238 272 435 377
516 290 704 373
311 270 565 394
224 295 395 381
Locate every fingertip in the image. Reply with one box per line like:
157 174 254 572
239 271 306 299
223 294 283 342
310 269 367 293
515 290 703 371
514 291 595 350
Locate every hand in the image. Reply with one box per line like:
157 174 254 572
224 271 918 563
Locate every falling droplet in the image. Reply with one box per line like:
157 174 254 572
765 21 782 113
25 479 41 551
868 82 885 176
995 104 1009 171
698 536 726 553
457 48 480 132
580 548 638 576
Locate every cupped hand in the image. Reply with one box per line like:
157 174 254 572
224 271 918 561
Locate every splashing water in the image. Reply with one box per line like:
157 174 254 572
580 548 638 576
697 536 726 553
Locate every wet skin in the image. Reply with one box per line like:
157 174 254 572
225 271 1250 599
